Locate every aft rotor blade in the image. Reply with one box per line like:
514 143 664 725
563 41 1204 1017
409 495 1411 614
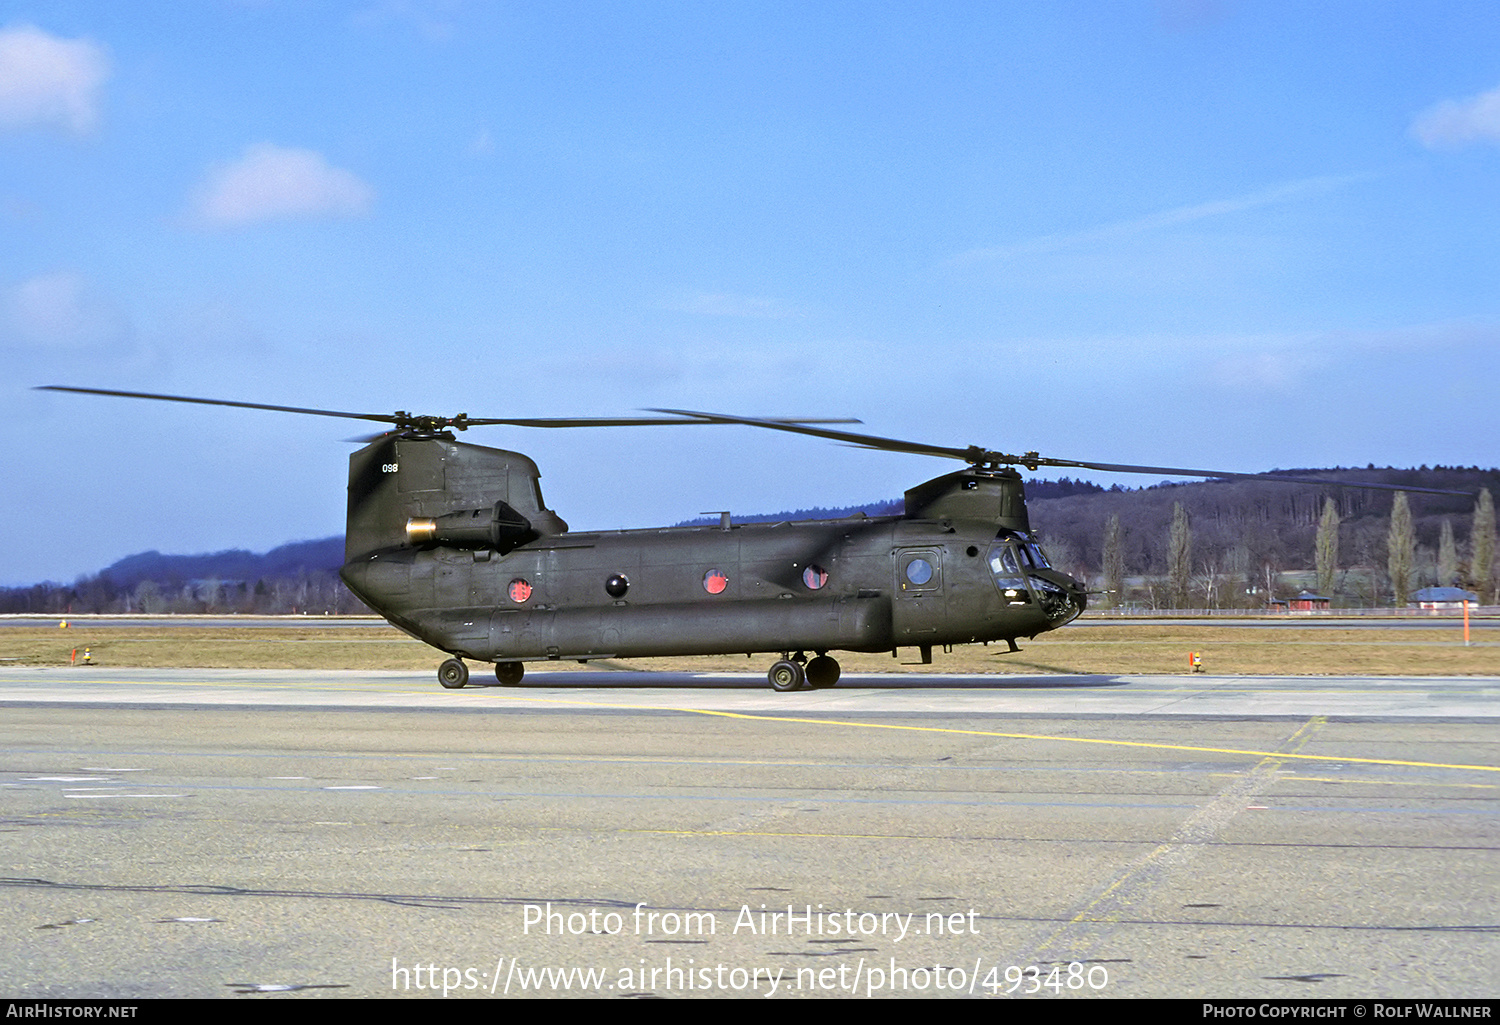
37 386 396 423
39 387 861 432
462 414 864 428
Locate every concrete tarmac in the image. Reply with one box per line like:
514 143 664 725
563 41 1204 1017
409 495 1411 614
1 667 1496 1000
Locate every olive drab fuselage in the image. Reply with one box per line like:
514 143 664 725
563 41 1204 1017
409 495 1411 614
338 433 1087 665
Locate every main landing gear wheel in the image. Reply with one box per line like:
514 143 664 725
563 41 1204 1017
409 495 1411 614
768 659 806 692
805 655 840 689
494 661 525 686
438 658 469 689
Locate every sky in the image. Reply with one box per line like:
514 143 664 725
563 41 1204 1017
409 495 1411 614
3 0 1498 586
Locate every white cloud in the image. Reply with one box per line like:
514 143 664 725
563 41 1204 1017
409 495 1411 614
1205 349 1322 393
190 143 375 227
3 271 127 350
662 292 802 319
0 24 109 134
1411 84 1500 148
468 127 495 157
351 1 461 43
950 173 1368 266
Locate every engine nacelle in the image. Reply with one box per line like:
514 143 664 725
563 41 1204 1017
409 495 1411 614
406 500 535 552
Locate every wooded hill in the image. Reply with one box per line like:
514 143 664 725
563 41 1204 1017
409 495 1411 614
1 538 356 616
3 467 1493 614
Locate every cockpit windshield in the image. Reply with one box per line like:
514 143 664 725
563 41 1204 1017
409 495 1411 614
987 542 1032 602
993 531 1052 572
990 531 1078 624
1018 544 1050 569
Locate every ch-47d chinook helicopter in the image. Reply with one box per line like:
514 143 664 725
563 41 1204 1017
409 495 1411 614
40 386 1466 692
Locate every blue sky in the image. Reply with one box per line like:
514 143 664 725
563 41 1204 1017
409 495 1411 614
4 1 1498 585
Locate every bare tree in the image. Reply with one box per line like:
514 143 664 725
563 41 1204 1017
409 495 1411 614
134 579 163 614
1168 502 1191 609
1195 555 1223 609
1387 492 1415 606
1315 497 1340 597
1471 488 1496 603
1226 543 1252 608
1102 514 1124 608
1437 519 1458 587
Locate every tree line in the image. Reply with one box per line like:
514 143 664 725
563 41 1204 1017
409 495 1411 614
1029 467 1498 609
4 467 1494 615
0 538 370 616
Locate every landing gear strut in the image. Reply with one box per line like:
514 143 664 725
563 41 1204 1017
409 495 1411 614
438 658 469 689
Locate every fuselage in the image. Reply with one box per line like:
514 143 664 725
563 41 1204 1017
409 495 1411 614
334 432 1085 666
341 513 1085 664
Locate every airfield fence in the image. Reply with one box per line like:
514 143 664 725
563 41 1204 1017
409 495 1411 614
1092 606 1499 619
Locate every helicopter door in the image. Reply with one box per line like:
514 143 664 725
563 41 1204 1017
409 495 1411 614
892 547 946 642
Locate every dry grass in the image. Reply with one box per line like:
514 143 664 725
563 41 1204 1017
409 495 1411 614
3 621 1495 676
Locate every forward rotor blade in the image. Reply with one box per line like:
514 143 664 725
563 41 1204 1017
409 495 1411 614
648 408 986 461
1033 457 1472 496
652 408 1474 497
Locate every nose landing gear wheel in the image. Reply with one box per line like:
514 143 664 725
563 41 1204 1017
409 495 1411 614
805 655 840 688
768 659 806 692
494 661 525 686
438 658 469 689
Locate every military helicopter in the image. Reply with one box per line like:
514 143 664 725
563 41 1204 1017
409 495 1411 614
39 386 1466 692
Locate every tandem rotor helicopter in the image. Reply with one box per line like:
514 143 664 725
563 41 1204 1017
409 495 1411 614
40 386 1464 692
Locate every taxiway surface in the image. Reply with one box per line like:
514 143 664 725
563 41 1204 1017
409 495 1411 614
2 667 1496 1000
